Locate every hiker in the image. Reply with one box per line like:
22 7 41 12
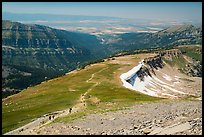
69 108 72 113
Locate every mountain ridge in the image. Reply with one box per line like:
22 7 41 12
2 45 202 134
2 20 109 97
2 20 202 98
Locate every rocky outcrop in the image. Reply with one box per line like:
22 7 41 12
137 49 182 81
183 61 202 77
138 47 202 81
121 48 201 98
156 49 182 57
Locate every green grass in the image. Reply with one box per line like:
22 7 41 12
55 63 160 124
162 55 187 71
172 56 187 69
2 55 161 134
2 65 105 133
177 45 202 62
88 81 160 106
54 111 87 123
163 45 202 74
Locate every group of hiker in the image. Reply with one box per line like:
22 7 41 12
48 115 55 120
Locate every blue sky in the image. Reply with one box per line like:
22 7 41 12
2 2 202 22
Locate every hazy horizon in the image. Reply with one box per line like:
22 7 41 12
2 2 202 24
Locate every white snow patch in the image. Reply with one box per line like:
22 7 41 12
161 93 178 98
152 76 173 87
120 60 144 81
163 74 172 81
120 59 186 98
148 82 157 88
174 81 180 84
155 81 185 94
162 88 167 92
120 60 158 97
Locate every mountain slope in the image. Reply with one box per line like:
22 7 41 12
2 52 158 134
2 20 109 97
2 46 202 134
108 24 202 52
2 21 202 98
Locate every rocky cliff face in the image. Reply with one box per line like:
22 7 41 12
183 60 202 77
2 20 100 69
122 48 201 99
133 48 201 82
136 56 164 81
2 20 108 97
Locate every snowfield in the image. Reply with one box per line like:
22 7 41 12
120 59 187 98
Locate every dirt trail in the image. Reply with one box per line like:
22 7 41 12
4 54 202 135
4 67 108 135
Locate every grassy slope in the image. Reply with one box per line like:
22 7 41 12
2 54 161 134
162 55 187 70
177 45 202 62
162 45 202 73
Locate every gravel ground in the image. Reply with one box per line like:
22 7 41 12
36 99 202 135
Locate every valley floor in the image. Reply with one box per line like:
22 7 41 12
24 99 202 135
